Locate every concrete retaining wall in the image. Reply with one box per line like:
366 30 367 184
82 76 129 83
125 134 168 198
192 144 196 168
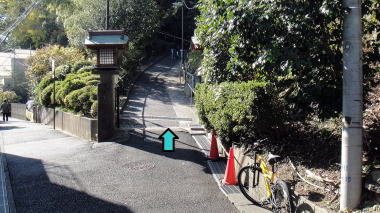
10 104 97 141
10 103 26 120
35 106 98 141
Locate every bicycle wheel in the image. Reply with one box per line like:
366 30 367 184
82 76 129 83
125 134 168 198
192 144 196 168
237 166 269 206
272 180 292 213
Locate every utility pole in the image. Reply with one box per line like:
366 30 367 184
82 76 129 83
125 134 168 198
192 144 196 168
106 0 109 30
341 0 363 210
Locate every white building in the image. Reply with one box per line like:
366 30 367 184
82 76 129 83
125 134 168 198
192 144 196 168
0 49 35 89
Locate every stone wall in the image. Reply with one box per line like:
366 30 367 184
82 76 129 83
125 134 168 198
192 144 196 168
10 103 26 120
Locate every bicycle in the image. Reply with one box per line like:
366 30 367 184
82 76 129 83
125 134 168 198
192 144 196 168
237 139 292 213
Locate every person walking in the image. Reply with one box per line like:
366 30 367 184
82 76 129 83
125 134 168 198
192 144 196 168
1 99 11 122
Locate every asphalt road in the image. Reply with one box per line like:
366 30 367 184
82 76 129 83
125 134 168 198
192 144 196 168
1 57 237 213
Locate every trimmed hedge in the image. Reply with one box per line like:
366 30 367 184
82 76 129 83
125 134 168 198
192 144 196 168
195 81 285 147
77 66 94 74
90 100 98 117
39 84 54 106
55 65 72 80
71 61 93 73
36 65 98 117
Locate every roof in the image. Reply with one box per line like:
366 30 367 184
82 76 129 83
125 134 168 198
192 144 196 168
84 30 128 49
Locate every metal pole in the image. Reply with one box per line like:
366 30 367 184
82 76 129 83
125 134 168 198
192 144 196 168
52 57 56 130
116 86 120 128
106 0 109 30
340 0 363 210
181 3 184 65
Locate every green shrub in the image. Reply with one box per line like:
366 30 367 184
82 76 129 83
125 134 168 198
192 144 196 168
26 45 85 89
39 83 54 106
71 61 93 73
195 81 286 147
187 51 203 73
63 85 97 115
35 76 54 97
86 80 99 86
59 79 86 108
77 66 94 74
89 86 97 101
90 100 98 118
51 81 63 105
83 74 99 84
78 86 97 114
55 65 72 80
64 89 82 112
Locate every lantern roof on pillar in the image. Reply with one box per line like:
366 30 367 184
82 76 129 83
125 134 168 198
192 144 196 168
85 30 128 49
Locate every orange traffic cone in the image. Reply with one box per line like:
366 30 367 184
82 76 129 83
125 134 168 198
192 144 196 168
208 130 219 160
223 147 237 185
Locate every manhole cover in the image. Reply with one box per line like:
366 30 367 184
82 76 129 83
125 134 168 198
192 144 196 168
124 161 155 171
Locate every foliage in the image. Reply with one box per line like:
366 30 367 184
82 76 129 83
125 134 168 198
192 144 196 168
195 0 380 119
38 83 54 106
34 53 98 116
26 45 85 90
282 118 341 168
55 65 72 80
71 60 93 73
195 81 285 147
364 72 380 164
0 0 67 49
50 0 160 47
76 66 93 74
90 100 97 117
187 51 203 73
63 85 97 114
0 91 21 103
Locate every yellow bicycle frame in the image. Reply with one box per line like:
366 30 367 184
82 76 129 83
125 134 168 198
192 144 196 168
257 154 275 197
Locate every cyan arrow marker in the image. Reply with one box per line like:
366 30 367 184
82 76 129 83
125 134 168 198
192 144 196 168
158 128 179 152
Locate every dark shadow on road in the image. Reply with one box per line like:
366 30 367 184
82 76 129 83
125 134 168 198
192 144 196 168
5 153 133 213
0 125 25 131
118 57 211 173
114 130 211 175
122 57 189 114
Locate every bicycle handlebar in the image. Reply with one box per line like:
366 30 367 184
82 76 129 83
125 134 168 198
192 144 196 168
243 138 269 155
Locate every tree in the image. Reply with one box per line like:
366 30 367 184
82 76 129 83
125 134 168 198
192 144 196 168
0 0 67 49
195 0 379 118
49 0 160 48
26 45 85 92
0 90 21 103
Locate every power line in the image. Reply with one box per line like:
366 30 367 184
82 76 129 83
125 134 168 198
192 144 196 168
0 1 41 46
181 0 197 10
156 30 191 43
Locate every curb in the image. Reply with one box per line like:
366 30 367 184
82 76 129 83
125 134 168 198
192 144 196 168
0 133 16 213
191 134 271 213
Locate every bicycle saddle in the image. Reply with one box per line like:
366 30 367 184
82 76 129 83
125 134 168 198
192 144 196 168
268 153 281 164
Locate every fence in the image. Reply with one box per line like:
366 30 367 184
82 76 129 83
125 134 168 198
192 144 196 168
182 64 202 103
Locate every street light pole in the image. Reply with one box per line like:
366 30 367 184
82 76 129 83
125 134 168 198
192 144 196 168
52 57 56 130
181 2 184 66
